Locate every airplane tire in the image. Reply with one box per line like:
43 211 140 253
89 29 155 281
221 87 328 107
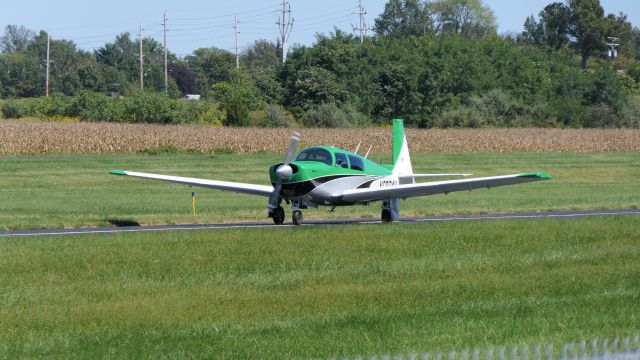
381 209 393 223
272 206 285 225
292 210 303 226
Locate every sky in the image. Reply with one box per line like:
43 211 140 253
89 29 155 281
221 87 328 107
1 1 639 57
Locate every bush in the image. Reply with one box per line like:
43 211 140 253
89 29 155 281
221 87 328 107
70 90 120 122
585 104 617 128
179 101 224 126
223 95 250 126
121 89 178 124
628 62 640 85
0 91 228 125
1 99 23 119
617 95 640 128
301 103 353 128
433 90 535 128
433 107 482 128
257 105 294 127
32 93 74 119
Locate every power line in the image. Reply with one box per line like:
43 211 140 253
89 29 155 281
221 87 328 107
170 3 281 21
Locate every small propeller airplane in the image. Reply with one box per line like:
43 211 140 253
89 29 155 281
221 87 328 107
110 119 552 225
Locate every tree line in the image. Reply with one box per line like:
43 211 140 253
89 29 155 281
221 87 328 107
1 0 640 128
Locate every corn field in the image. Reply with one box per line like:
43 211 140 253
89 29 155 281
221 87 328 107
1 121 640 155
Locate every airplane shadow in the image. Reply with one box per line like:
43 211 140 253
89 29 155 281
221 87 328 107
107 219 141 227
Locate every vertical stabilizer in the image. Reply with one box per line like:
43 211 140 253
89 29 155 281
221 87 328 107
391 119 413 176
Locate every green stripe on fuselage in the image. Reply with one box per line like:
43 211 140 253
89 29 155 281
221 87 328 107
270 146 392 184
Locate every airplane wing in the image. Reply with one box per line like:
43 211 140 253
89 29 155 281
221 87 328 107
399 173 472 179
341 172 552 203
109 170 274 197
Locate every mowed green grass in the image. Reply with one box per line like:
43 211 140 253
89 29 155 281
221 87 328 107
1 152 638 230
0 217 638 358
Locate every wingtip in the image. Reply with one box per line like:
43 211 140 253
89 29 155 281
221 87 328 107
519 172 553 180
109 170 127 176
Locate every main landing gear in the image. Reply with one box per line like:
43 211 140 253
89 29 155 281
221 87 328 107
381 199 400 223
270 206 304 226
381 208 393 223
271 206 285 225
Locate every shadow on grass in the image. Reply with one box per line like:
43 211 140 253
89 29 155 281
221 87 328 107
107 219 141 227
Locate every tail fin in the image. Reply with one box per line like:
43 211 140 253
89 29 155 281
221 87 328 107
391 119 413 176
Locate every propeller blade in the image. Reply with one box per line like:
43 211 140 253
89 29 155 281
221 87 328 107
283 132 300 165
269 131 300 214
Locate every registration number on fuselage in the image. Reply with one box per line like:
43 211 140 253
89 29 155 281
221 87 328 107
373 176 399 188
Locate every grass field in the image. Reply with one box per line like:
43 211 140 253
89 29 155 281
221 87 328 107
1 152 639 230
0 217 638 358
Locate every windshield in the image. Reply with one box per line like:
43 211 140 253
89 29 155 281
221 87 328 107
295 148 333 166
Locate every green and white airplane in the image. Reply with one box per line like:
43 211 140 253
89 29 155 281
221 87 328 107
110 119 552 225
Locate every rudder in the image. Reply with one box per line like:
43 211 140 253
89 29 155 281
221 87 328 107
391 118 413 176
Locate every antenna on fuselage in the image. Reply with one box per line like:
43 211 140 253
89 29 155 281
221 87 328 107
353 141 361 154
364 145 372 159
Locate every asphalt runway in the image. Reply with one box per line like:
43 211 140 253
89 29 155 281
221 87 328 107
1 208 639 238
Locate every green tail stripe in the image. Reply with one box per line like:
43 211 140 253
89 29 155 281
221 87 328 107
518 172 553 180
392 118 404 165
109 170 127 176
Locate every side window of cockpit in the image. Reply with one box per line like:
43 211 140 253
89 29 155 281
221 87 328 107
335 153 348 168
348 155 365 171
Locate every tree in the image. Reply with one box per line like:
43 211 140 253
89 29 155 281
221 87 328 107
95 33 170 93
211 71 265 111
0 52 42 97
374 0 431 38
568 0 606 69
521 15 543 45
291 66 349 110
428 0 497 39
185 47 235 97
95 33 139 84
169 61 197 95
0 25 34 53
539 2 572 49
243 39 279 70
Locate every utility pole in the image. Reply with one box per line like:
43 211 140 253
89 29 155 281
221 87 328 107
139 24 144 90
234 15 240 70
44 33 52 97
276 0 293 63
607 36 620 62
352 0 368 44
163 12 168 92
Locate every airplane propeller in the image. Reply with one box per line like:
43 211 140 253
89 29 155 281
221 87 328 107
268 131 300 215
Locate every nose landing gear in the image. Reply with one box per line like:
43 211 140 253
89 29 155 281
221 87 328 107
292 210 303 226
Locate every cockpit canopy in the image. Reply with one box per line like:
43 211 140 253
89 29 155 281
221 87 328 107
295 147 332 166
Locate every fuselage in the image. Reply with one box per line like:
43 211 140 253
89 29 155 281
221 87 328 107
269 146 399 206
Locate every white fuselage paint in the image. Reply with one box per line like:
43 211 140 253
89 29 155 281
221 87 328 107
305 174 399 205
